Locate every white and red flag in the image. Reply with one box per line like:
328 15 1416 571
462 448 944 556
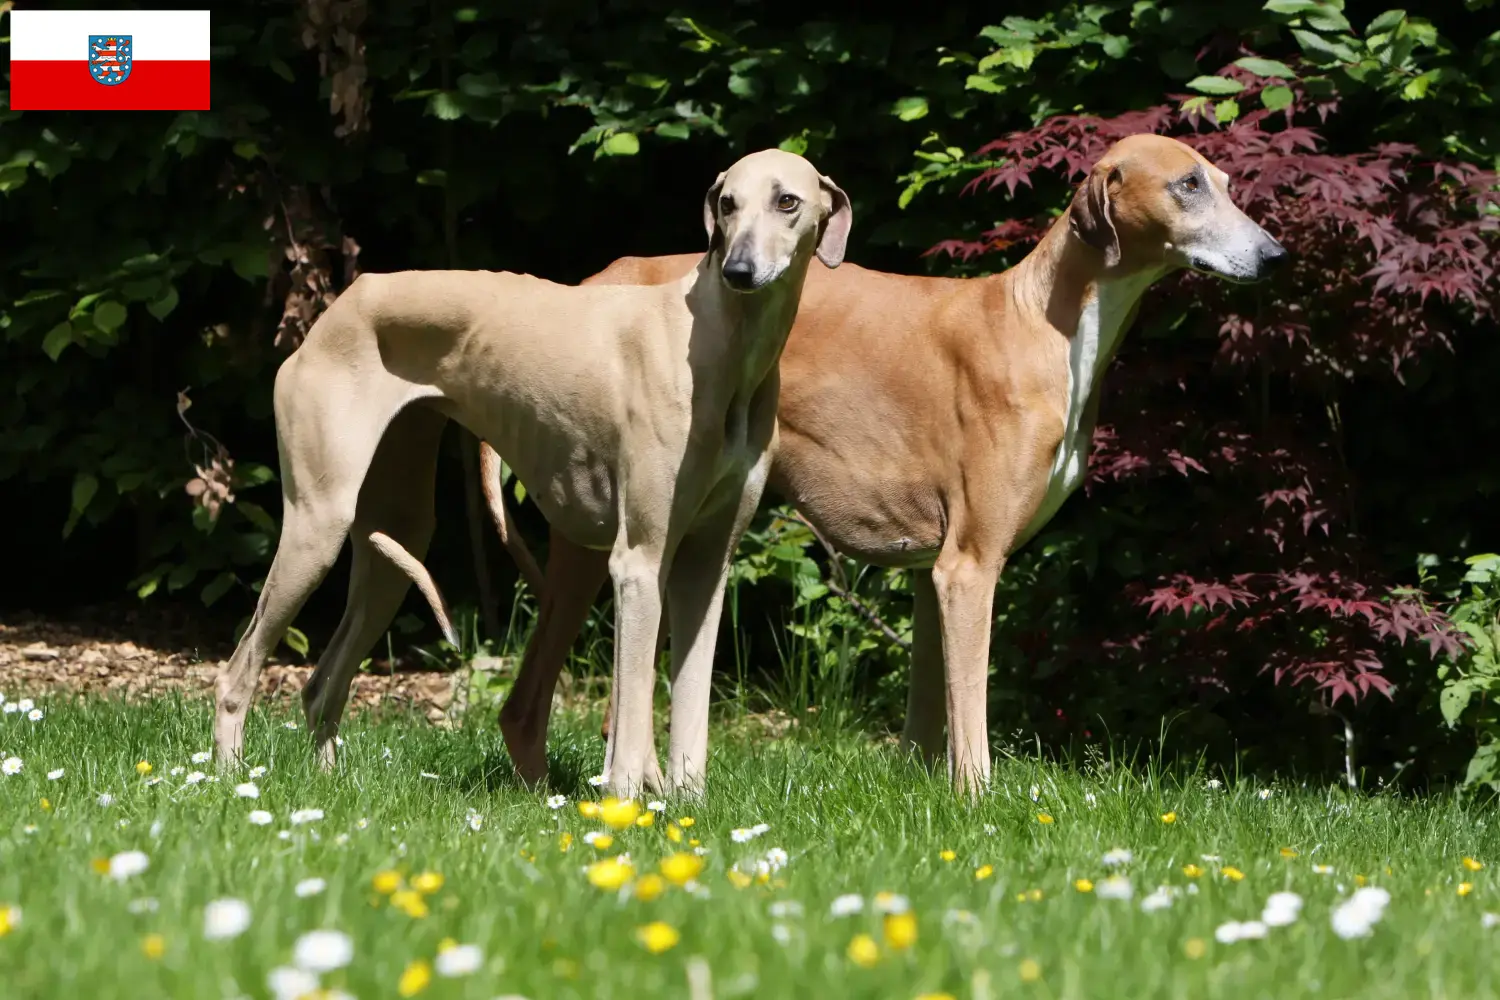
8 9 210 111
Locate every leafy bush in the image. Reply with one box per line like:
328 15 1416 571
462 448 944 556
1435 555 1500 792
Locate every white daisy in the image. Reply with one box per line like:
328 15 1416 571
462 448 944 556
247 810 273 826
1200 854 1222 863
1084 792 1097 807
1101 848 1133 867
27 709 42 722
1206 778 1223 789
292 929 353 972
873 892 910 914
1215 920 1268 943
1258 789 1273 800
97 792 115 807
249 766 268 778
420 772 439 780
765 847 789 870
334 834 350 846
127 897 159 914
283 721 298 730
278 830 292 841
1262 891 1303 927
203 898 252 940
588 774 607 787
1482 912 1499 930
170 767 184 777
144 776 163 787
435 943 483 977
107 850 150 881
289 809 324 825
47 768 64 780
545 795 567 810
1312 864 1335 875
294 878 326 898
184 771 206 785
2 757 22 776
582 831 609 846
356 818 369 829
1096 875 1133 901
768 900 803 919
22 824 37 835
1029 784 1041 802
190 751 211 764
829 894 864 917
268 967 319 1000
646 800 666 813
1140 887 1176 913
2 703 18 715
770 923 793 945
235 782 260 799
465 810 483 832
1330 887 1390 940
17 699 33 712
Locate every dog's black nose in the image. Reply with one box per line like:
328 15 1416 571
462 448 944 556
721 256 756 290
1260 240 1289 272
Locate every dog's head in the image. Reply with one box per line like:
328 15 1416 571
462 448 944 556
1069 133 1288 284
702 149 852 293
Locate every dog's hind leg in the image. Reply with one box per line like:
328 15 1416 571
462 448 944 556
301 404 447 769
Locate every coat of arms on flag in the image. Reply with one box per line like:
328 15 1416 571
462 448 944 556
88 35 133 86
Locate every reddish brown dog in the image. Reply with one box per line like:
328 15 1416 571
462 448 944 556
487 133 1287 795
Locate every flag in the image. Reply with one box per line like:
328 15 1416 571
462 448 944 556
8 9 210 111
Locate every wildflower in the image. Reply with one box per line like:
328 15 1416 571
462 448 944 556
587 858 634 891
636 921 680 954
0 905 20 937
136 760 153 776
883 911 918 950
599 797 641 830
435 943 483 977
577 801 601 819
1354 874 1368 887
294 929 354 972
660 853 704 886
1018 959 1042 983
47 768 64 780
939 850 956 862
1084 792 1097 807
830 894 864 917
974 865 994 881
871 891 909 915
91 858 110 875
191 751 211 764
1183 937 1207 959
108 850 150 881
588 774 607 787
268 967 320 1000
943 909 977 926
295 878 327 898
679 817 696 828
765 847 789 870
1330 887 1391 939
185 771 206 785
726 869 752 889
1029 784 1040 802
1160 811 1177 824
558 832 574 853
665 822 684 843
1279 848 1298 858
398 959 432 996
1312 864 1334 875
142 933 166 959
411 871 444 895
1215 920 1268 943
771 924 792 944
1258 789 1273 800
635 813 654 828
465 810 483 832
235 782 260 799
769 900 803 919
17 699 33 712
1464 857 1484 872
846 933 879 967
1482 912 1499 929
1458 883 1474 897
634 874 666 902
145 776 162 787
248 810 274 826
583 832 614 850
1206 778 1223 790
732 824 770 842
290 809 324 825
372 870 402 895
1074 879 1094 893
646 800 666 813
391 890 429 919
40 798 51 812
1263 892 1303 927
916 994 956 1000
1221 867 1245 882
2 757 21 776
1140 887 1175 913
1102 848 1133 867
203 898 252 940
284 721 299 730
1097 876 1133 901
1036 813 1054 825
249 766 268 778
1200 854 1222 863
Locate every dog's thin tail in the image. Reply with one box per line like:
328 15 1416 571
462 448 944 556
367 531 459 647
478 441 546 594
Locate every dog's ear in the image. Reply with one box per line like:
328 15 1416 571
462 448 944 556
702 171 727 255
814 174 852 269
1069 164 1121 268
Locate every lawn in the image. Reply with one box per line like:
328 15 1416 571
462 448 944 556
1 694 1497 1000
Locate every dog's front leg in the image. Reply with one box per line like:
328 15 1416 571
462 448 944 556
902 569 948 768
930 546 1001 800
603 541 667 798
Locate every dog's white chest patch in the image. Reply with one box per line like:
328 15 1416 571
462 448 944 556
1015 275 1151 550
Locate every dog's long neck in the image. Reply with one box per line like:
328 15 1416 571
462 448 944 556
1003 213 1169 548
683 252 810 404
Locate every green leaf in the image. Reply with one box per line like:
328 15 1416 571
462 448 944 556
1291 29 1360 63
626 73 669 90
513 478 526 504
63 472 98 538
269 57 295 82
1214 99 1240 122
965 74 1007 94
238 501 278 536
1303 6 1352 32
136 576 160 599
415 169 447 187
201 571 236 607
232 140 260 160
1186 75 1245 95
779 133 809 156
1441 679 1475 726
1100 34 1130 59
892 96 929 122
92 301 128 334
1261 85 1296 111
283 626 310 658
599 132 640 157
41 321 73 360
1365 8 1407 34
655 122 690 140
1234 57 1296 78
147 285 179 320
69 291 105 319
1402 69 1439 100
427 91 465 120
1264 0 1324 14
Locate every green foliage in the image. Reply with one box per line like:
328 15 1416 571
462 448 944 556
1435 555 1500 792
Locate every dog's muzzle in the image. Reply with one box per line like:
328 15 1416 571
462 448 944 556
721 255 757 291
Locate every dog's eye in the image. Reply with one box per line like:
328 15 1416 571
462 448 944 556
719 196 734 215
776 194 801 212
1182 174 1200 192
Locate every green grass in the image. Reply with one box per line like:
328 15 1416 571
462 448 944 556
1 695 1498 1000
